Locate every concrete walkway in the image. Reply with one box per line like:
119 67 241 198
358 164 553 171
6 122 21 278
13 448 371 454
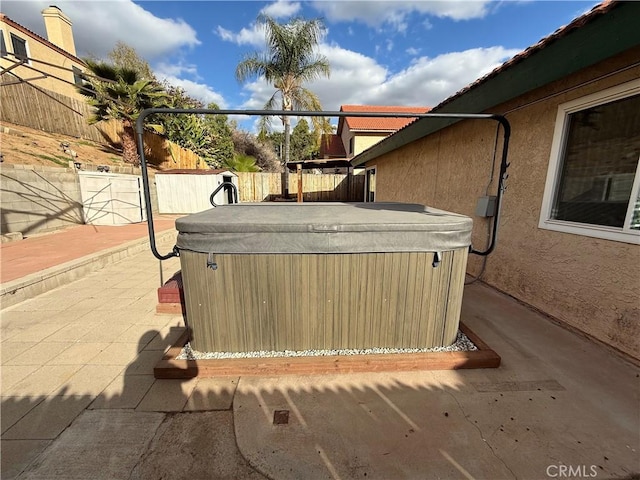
1 227 638 479
0 217 178 308
0 218 178 284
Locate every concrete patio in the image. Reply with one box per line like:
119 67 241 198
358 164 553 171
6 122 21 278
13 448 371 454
1 226 638 479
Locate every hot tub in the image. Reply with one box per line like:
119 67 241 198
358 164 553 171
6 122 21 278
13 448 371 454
176 202 472 353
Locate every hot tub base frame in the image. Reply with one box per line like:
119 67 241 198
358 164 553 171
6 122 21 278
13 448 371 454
154 323 500 379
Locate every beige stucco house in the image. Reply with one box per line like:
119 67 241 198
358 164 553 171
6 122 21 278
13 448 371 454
352 1 640 361
307 105 427 174
339 105 429 158
0 6 85 99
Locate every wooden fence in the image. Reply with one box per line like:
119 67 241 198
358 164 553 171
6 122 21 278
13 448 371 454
96 120 204 170
236 172 365 202
1 77 104 141
0 79 204 170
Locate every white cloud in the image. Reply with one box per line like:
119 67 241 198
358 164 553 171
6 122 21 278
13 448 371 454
158 74 228 109
155 62 200 80
153 61 227 108
0 0 199 60
216 24 266 47
311 1 492 31
260 0 301 18
3 1 227 121
406 47 420 56
357 47 520 106
236 42 519 116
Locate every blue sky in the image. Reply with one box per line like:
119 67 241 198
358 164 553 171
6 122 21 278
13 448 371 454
4 1 598 128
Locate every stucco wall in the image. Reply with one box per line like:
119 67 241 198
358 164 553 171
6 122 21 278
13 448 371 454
0 164 83 235
354 134 388 156
1 164 159 236
341 127 389 158
0 20 84 100
340 128 353 157
371 48 640 360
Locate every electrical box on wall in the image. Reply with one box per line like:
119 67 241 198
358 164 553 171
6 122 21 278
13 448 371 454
475 196 497 217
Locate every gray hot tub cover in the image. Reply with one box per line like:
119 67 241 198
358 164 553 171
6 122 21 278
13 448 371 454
175 202 472 254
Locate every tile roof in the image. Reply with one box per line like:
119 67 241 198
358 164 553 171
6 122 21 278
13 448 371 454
319 134 346 158
435 0 618 111
339 105 430 132
350 0 626 167
0 13 84 65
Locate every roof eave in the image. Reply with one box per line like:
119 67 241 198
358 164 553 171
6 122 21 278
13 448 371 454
351 1 638 167
0 14 86 66
348 128 396 134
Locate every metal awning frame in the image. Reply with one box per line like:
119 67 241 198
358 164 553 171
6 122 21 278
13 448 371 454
136 108 511 261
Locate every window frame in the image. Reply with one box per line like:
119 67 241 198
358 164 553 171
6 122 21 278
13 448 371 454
72 65 84 86
538 79 640 245
9 32 30 64
364 165 376 202
0 29 7 58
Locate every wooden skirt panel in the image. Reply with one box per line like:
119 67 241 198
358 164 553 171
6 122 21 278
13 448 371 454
180 249 468 352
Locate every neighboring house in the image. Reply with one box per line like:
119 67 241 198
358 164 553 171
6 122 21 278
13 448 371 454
351 1 640 361
286 134 350 174
0 6 85 100
339 105 429 158
305 105 428 174
318 133 347 160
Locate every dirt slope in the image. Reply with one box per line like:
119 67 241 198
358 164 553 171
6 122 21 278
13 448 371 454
0 121 126 169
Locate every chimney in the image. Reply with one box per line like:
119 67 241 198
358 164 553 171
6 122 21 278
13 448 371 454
41 5 76 56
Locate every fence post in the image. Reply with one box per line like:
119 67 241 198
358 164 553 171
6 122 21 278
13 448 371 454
297 164 303 203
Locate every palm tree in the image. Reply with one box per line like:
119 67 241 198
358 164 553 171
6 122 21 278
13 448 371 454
235 15 330 196
79 60 169 165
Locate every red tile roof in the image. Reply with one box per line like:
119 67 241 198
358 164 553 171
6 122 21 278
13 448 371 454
338 105 430 133
0 13 84 65
319 134 347 158
435 0 618 111
351 1 625 167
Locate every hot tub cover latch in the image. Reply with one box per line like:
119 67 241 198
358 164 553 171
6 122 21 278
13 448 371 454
207 252 218 270
432 251 441 268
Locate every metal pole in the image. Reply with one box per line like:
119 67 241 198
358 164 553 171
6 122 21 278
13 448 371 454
135 108 511 260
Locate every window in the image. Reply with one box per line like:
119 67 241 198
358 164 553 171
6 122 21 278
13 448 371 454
72 66 83 86
365 166 376 202
0 30 7 57
10 33 29 63
349 137 354 157
539 80 640 244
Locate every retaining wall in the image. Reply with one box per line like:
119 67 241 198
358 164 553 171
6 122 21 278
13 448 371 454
1 164 158 236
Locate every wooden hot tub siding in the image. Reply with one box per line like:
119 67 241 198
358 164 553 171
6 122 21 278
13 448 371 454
180 248 468 353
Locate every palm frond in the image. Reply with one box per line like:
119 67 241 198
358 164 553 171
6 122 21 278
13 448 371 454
235 54 266 83
83 60 119 81
118 67 140 85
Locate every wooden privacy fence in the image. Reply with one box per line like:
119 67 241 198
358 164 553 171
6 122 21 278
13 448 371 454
0 80 204 170
0 78 104 141
97 121 204 170
236 172 365 202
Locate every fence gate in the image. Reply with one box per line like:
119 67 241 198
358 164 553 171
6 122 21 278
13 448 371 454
78 172 146 225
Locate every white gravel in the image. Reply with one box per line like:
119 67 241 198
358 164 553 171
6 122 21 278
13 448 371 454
176 330 478 360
